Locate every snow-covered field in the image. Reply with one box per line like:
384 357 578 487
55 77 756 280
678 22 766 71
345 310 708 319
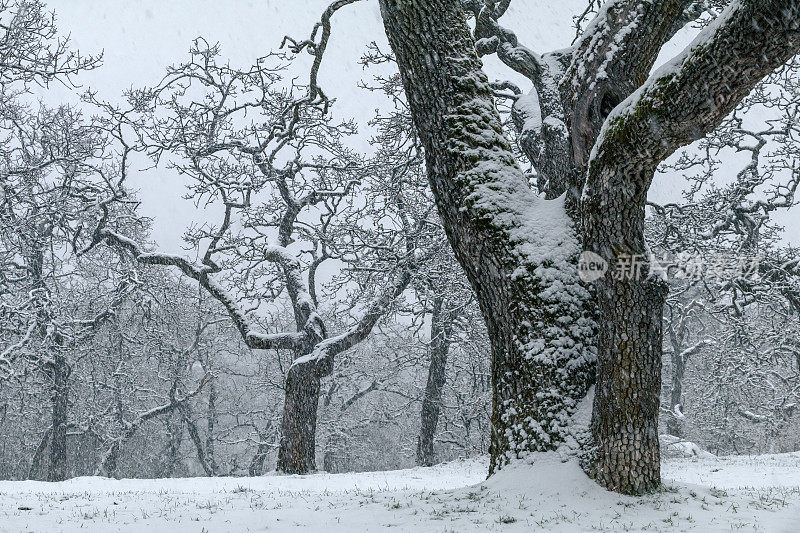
1 452 798 532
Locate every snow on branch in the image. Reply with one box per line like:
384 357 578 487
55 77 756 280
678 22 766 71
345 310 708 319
737 407 768 423
0 0 102 88
0 321 36 380
291 264 414 373
95 372 212 476
472 2 544 82
679 340 713 364
281 0 364 107
88 227 302 352
588 0 800 191
263 245 324 342
563 0 691 168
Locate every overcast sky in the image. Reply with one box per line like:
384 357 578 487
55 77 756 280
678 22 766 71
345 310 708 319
38 1 799 250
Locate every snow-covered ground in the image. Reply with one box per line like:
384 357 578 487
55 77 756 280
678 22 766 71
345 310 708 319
1 452 798 532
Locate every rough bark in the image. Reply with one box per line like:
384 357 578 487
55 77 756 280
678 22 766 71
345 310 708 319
379 0 596 474
588 274 668 494
562 0 691 177
277 353 322 474
416 297 454 466
377 0 800 495
468 7 699 487
472 4 574 199
475 1 691 204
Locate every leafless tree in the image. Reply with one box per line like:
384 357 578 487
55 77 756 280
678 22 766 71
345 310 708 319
357 0 800 494
84 38 441 473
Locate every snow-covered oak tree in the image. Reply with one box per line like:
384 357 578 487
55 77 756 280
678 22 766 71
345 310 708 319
352 0 800 494
85 40 439 474
90 284 216 478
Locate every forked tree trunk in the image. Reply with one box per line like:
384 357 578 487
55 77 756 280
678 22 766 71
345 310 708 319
380 0 800 496
277 355 321 474
581 0 800 494
48 352 69 482
416 297 454 466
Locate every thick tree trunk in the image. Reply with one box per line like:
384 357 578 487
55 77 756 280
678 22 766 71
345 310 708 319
379 0 800 496
590 277 666 494
581 152 668 494
561 6 689 490
416 297 453 466
379 0 595 475
487 0 691 492
277 356 321 474
581 0 800 494
581 134 669 494
48 353 69 482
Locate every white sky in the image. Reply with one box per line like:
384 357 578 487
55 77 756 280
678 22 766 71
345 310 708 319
39 0 799 250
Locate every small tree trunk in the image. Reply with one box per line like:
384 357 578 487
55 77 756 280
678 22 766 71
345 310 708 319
98 441 121 477
48 353 69 482
590 277 666 494
277 356 321 474
248 441 271 476
103 349 125 477
416 298 454 466
29 427 52 479
666 347 685 438
165 417 182 476
205 370 219 473
181 405 216 476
